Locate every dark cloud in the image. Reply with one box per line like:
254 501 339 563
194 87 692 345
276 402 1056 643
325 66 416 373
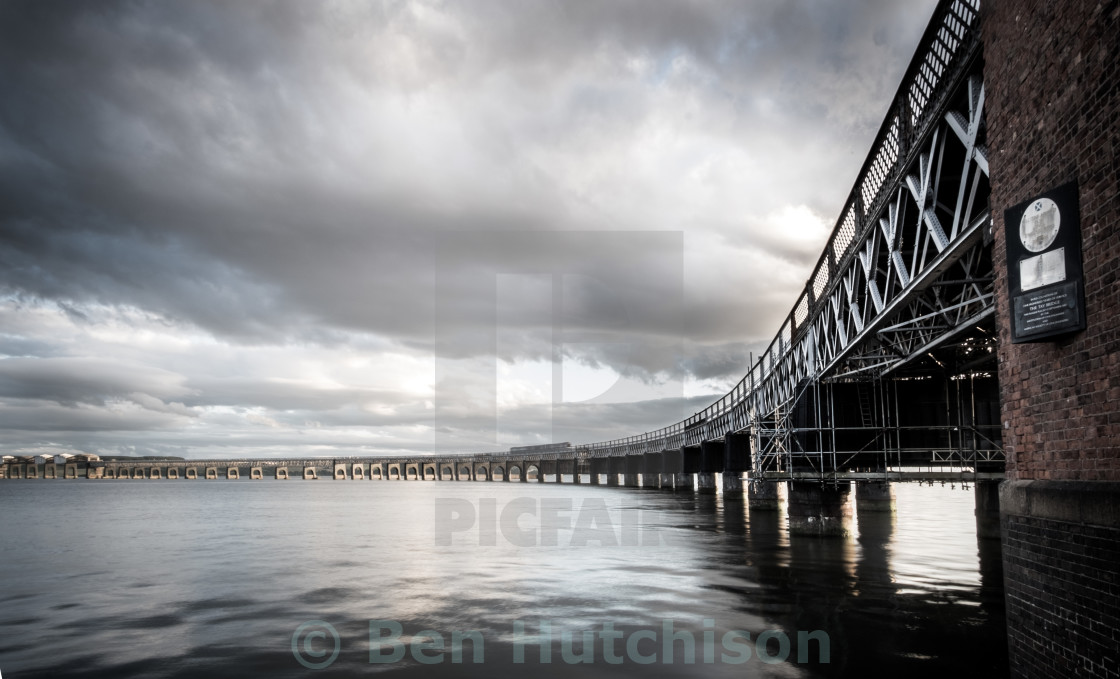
0 0 938 456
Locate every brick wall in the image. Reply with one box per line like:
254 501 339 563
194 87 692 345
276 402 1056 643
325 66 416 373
984 2 1120 676
983 0 1120 482
1003 513 1120 678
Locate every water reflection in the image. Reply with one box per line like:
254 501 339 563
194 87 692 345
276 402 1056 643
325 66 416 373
0 480 1006 678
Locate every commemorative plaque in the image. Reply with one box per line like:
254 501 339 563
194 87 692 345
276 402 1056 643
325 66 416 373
1003 181 1086 343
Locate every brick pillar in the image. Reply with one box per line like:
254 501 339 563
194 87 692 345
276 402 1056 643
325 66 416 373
983 2 1120 677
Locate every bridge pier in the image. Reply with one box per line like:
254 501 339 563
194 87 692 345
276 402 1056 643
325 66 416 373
276 467 289 480
659 473 674 488
607 457 624 486
205 467 218 480
560 459 579 484
721 472 743 500
227 467 239 480
786 482 852 537
696 473 716 493
185 467 198 480
624 455 642 487
303 467 318 480
697 440 723 494
747 479 780 510
641 452 662 489
672 473 692 491
167 467 179 479
974 479 1000 540
855 481 895 513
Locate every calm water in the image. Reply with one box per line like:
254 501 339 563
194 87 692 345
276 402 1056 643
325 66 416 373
0 479 1007 678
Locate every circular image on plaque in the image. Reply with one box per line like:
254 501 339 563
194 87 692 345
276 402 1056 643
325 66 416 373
1019 197 1061 252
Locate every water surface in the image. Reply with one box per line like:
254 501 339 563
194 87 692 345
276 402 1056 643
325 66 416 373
0 479 1007 677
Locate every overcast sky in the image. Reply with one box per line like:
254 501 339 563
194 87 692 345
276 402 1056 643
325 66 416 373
0 0 938 459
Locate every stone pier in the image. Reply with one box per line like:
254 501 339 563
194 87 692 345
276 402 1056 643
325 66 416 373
642 452 663 489
786 482 852 537
696 473 716 493
608 457 624 486
974 479 1000 540
747 479 780 510
590 458 608 486
624 454 642 488
721 472 743 500
855 481 895 513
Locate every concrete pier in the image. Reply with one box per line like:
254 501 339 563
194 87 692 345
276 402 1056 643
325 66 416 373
855 481 895 513
696 472 716 494
672 473 692 491
747 479 780 510
786 482 852 537
623 473 640 488
659 473 674 488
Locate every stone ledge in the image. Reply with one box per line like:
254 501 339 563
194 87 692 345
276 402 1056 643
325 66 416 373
1000 480 1120 529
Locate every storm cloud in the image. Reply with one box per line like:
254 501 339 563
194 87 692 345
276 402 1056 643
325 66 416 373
0 0 937 457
